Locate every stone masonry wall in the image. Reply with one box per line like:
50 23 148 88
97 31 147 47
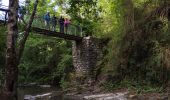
72 36 103 83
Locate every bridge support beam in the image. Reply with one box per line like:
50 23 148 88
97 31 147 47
72 36 103 85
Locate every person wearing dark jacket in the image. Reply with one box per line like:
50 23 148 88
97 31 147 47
51 15 57 31
59 16 64 33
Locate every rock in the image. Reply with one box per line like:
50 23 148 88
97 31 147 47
24 93 52 100
83 92 128 100
136 95 148 100
24 95 35 100
29 83 37 86
160 96 169 100
148 97 158 100
22 83 37 87
128 94 137 99
39 85 51 88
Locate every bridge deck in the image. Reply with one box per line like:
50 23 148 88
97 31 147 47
0 6 83 41
0 19 83 41
31 27 83 41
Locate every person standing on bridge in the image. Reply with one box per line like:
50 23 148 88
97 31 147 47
44 12 51 30
64 18 70 34
51 15 57 31
59 16 64 33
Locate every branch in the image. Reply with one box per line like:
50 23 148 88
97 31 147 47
17 0 38 64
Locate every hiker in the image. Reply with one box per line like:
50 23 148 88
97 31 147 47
51 15 57 31
44 12 50 30
64 18 70 34
59 16 64 33
18 6 26 24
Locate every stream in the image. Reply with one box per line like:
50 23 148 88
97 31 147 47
18 86 72 100
17 86 130 100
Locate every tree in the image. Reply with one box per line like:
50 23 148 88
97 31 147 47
123 0 134 31
67 0 101 35
0 0 38 100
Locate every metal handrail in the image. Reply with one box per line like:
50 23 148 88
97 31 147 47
0 5 84 37
0 5 8 9
24 15 84 37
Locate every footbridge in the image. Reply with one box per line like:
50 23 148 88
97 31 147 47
0 4 106 84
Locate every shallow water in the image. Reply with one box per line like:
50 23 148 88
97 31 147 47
17 86 71 100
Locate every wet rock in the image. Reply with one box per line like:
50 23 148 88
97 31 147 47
128 94 138 100
24 95 35 100
24 93 52 100
39 85 51 88
83 92 128 100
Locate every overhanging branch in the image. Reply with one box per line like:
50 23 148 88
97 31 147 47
16 0 39 64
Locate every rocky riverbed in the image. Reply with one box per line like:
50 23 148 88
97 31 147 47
18 84 170 100
63 88 170 100
64 92 128 100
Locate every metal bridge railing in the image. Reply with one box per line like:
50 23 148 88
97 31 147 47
0 4 8 9
0 5 9 20
24 15 84 37
0 4 84 37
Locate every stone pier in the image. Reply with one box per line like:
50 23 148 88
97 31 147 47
72 36 104 84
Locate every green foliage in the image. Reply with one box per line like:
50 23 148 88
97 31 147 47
93 0 170 90
27 0 61 17
68 0 100 20
103 79 163 93
1 0 170 92
18 33 73 85
67 0 102 35
60 77 71 89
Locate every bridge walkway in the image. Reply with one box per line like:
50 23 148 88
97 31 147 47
0 5 84 41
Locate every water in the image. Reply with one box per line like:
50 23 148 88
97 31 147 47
18 86 69 100
17 86 129 100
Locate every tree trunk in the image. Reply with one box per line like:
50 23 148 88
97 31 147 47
123 0 134 32
0 0 38 100
1 0 19 100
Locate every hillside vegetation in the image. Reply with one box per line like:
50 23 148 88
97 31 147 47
0 0 170 93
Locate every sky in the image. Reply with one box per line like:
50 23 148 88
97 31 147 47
0 0 25 19
1 0 25 7
1 0 8 9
